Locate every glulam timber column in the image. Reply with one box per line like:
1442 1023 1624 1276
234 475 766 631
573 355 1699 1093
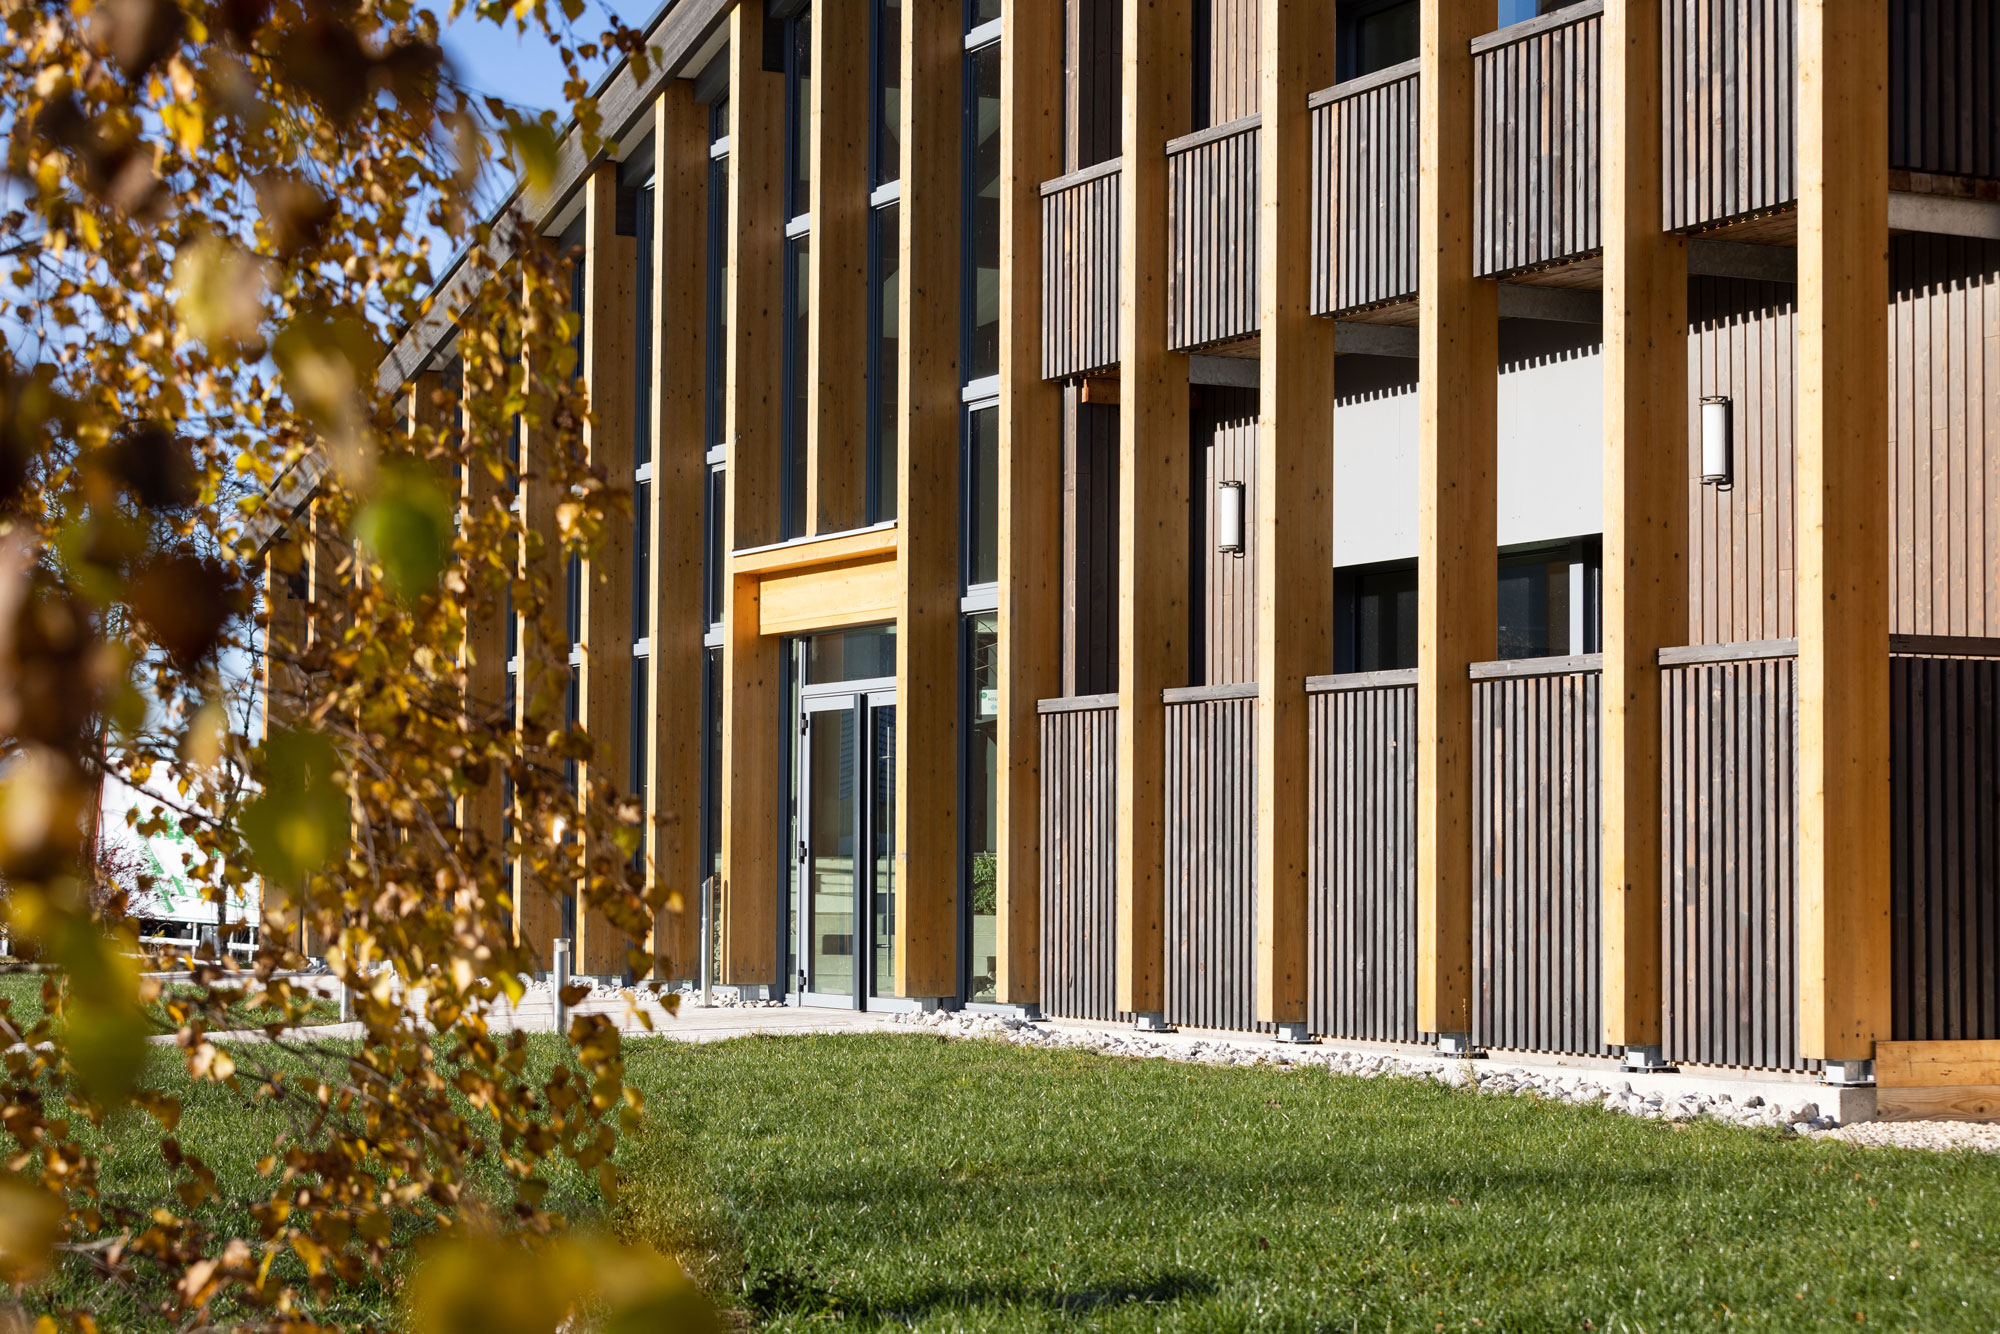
720 3 786 992
893 0 962 1004
1254 0 1335 1038
578 165 639 977
995 0 1064 1010
1414 0 1496 1050
1115 0 1191 1027
1796 0 1890 1069
1599 0 1685 1064
516 268 568 964
647 85 708 983
806 0 868 535
458 371 509 871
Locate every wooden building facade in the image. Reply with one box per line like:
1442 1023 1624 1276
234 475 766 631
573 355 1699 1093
326 0 2000 1101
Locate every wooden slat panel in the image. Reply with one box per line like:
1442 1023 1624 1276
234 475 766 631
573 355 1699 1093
1312 63 1421 316
1473 5 1603 278
1039 701 1124 1020
1163 696 1271 1031
1890 0 2000 179
1065 0 1122 173
1661 0 1797 232
1308 679 1421 1042
1168 117 1261 351
1041 163 1123 379
1890 654 2000 1040
1472 667 1613 1056
1198 0 1260 127
1660 651 1814 1070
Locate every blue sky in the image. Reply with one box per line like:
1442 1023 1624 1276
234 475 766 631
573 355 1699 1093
437 0 668 117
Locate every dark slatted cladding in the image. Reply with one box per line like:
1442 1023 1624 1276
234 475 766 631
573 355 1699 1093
1163 687 1272 1032
1041 161 1122 380
1659 644 1813 1072
1686 276 1797 645
1472 3 1603 278
1470 658 1614 1056
1308 672 1422 1042
1191 385 1258 685
1063 389 1120 696
1660 0 1795 232
1890 646 2000 1041
1065 0 1121 173
1167 117 1262 351
1891 0 2000 178
1038 696 1124 1021
1687 240 2000 644
1311 62 1421 316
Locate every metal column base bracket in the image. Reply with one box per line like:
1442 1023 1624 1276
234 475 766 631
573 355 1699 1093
1621 1044 1674 1073
1274 1022 1315 1045
1132 1012 1173 1033
1822 1059 1876 1087
1435 1032 1479 1057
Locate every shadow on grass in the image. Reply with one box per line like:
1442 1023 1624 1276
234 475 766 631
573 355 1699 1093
744 1264 1219 1322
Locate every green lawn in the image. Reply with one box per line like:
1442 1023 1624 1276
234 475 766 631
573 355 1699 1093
616 1033 2000 1332
10 1025 2000 1330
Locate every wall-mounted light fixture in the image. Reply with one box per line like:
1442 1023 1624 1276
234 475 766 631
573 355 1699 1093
1217 480 1245 554
1701 395 1733 489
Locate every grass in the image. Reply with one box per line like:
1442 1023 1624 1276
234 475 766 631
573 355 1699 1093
0 971 340 1034
615 1033 2000 1332
8 1019 2000 1329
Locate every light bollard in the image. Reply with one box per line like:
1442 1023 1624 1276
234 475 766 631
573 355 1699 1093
552 937 571 1039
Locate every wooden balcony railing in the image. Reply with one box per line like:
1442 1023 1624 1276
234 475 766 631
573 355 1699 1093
1040 159 1121 381
1310 60 1420 318
1665 0 1999 234
1473 1 1603 278
1167 115 1261 352
1037 694 1120 1020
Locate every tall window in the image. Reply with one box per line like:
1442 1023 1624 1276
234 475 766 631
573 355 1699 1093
1332 538 1603 672
781 8 813 538
867 0 902 523
705 98 728 626
964 614 998 1004
965 405 998 588
1336 0 1418 81
963 37 1002 382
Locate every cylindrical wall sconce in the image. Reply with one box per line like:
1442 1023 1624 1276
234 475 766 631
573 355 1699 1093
1701 395 1733 488
1217 480 1245 554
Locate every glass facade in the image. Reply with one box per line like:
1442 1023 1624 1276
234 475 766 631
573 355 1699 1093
782 235 811 537
789 9 812 218
1334 540 1604 672
964 39 1003 381
874 0 901 186
966 405 998 587
964 614 998 1004
869 203 900 522
804 624 898 684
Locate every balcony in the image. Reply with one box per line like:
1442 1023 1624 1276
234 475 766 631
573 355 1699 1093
1167 114 1261 352
1040 158 1122 381
1473 1 1603 280
1310 59 1420 319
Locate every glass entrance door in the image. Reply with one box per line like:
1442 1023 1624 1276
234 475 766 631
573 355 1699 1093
795 687 896 1007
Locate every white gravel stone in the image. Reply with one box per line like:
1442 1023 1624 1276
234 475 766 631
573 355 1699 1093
877 1009 1998 1153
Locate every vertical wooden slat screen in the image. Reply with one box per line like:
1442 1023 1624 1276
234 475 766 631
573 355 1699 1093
1065 0 1122 173
1038 696 1124 1020
1661 0 1797 232
1197 0 1261 127
1890 647 2000 1041
1890 0 2000 179
1167 116 1261 351
1040 161 1123 379
1664 0 1993 233
1472 3 1603 279
1162 689 1270 1031
1659 644 1813 1071
1470 659 1613 1056
1307 673 1421 1042
1310 63 1421 317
